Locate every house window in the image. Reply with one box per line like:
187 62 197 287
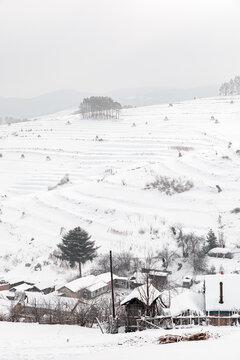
219 282 223 304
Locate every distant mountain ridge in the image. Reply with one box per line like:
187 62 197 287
0 90 89 119
0 85 219 118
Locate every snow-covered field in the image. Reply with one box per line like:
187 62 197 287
0 321 240 360
0 96 240 282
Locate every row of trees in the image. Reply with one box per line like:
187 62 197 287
219 75 240 96
56 226 222 278
79 96 121 119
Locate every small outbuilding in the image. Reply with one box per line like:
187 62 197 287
182 276 193 288
121 283 161 332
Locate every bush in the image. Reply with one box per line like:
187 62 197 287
171 146 194 151
145 176 193 195
231 207 240 214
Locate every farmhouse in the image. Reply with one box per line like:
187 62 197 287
58 272 129 300
96 272 129 289
130 269 170 290
10 283 36 293
81 280 108 299
121 283 161 332
57 275 97 298
204 274 240 325
0 280 10 291
26 281 55 294
208 247 233 259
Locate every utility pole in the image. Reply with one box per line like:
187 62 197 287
109 250 115 318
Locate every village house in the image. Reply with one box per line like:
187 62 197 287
58 272 129 300
57 275 97 298
9 280 34 290
130 269 170 290
147 269 169 288
57 275 111 299
208 247 233 259
0 280 10 291
204 274 240 325
168 274 240 326
9 283 35 293
25 281 55 295
96 272 129 289
81 280 108 299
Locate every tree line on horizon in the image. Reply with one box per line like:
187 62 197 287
79 96 121 119
219 75 240 96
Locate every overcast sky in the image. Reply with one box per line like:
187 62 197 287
0 0 239 98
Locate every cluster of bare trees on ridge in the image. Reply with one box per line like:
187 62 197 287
79 96 121 119
219 75 240 96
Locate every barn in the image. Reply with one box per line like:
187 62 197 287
121 283 161 332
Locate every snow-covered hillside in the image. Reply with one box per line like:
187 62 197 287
0 96 240 282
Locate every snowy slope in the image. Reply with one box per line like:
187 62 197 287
0 96 240 282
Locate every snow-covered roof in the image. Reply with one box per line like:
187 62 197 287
24 292 79 310
205 274 240 311
148 270 168 277
61 275 96 293
170 290 205 317
121 284 161 306
10 283 33 292
34 281 55 291
183 276 193 284
96 272 117 283
86 280 108 292
96 272 128 283
208 247 232 254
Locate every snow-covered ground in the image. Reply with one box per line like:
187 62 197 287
0 321 240 360
0 96 240 283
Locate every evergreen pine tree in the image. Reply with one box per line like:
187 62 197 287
57 227 99 277
206 229 218 251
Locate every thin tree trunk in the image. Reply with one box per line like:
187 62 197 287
79 262 82 277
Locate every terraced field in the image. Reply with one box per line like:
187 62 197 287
0 96 240 281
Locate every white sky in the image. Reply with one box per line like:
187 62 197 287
0 0 239 97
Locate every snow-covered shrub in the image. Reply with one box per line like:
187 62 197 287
222 156 230 160
145 176 193 195
171 146 194 151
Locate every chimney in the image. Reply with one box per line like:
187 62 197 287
219 281 223 304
